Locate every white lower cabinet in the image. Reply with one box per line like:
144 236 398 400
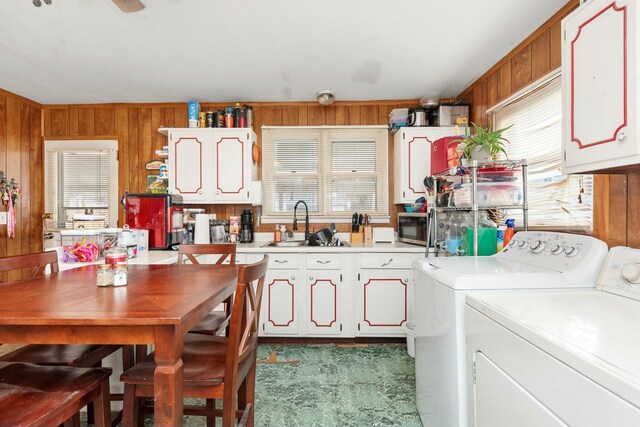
306 270 341 335
257 250 419 338
357 253 413 336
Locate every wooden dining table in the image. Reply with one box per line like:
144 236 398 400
0 263 238 427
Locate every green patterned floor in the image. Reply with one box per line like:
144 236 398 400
93 343 422 427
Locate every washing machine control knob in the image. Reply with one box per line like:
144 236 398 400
550 245 563 255
517 240 528 249
622 264 640 284
564 246 579 257
509 239 518 247
530 241 546 254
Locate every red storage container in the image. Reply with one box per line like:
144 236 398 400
431 136 463 175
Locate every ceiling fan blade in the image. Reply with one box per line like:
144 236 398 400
112 0 145 13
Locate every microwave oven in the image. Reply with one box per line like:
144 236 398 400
398 212 431 246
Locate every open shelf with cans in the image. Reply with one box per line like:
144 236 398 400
430 159 528 257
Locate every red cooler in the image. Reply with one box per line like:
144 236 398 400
125 194 184 249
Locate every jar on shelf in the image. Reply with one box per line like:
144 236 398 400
460 211 497 256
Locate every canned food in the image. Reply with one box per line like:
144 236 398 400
217 110 225 128
205 111 215 128
198 112 206 128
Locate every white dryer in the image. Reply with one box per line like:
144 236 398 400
411 231 609 427
465 246 640 427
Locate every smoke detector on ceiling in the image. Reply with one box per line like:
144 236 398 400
317 90 336 106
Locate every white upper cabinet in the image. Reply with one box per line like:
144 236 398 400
562 0 640 173
212 130 256 203
166 129 213 203
393 127 460 204
162 128 257 204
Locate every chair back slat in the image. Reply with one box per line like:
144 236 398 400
177 244 237 265
0 251 58 283
226 256 268 369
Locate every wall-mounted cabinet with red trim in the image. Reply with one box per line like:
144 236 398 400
562 0 640 173
161 128 258 203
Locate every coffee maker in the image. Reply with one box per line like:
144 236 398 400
240 210 254 243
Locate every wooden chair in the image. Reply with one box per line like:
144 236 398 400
121 255 269 427
178 243 237 336
0 251 130 424
0 361 112 427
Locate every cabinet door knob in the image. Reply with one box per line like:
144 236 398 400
618 132 627 142
291 276 295 280
309 276 314 280
197 190 202 195
215 190 220 195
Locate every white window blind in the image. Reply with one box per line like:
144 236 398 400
262 126 388 220
44 140 119 229
493 76 593 231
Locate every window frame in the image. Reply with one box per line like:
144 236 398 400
487 69 593 232
44 139 119 228
261 126 389 223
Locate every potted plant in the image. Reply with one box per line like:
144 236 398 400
459 121 513 163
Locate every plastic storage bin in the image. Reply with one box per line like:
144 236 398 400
61 229 103 262
453 182 522 207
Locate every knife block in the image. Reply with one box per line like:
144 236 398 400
363 226 373 243
350 228 364 244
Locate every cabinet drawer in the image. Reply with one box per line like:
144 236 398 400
360 253 416 269
306 254 341 270
267 253 299 269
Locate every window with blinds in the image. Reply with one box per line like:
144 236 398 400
262 127 388 220
44 140 119 229
492 75 593 231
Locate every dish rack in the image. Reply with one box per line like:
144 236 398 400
430 159 528 257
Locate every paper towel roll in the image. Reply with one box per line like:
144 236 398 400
193 214 210 244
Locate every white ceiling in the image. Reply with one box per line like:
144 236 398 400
0 0 567 105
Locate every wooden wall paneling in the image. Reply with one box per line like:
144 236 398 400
68 108 79 136
307 106 325 126
486 70 500 110
511 44 532 93
261 106 282 127
19 103 32 254
94 107 115 135
115 107 129 227
296 106 308 126
607 174 628 247
347 106 361 125
6 97 21 265
29 104 42 253
138 108 153 194
281 106 299 126
627 174 640 248
150 107 164 162
78 108 95 136
549 20 562 70
360 105 378 125
499 61 512 101
480 79 488 128
531 29 551 81
49 108 69 137
333 105 348 125
127 109 140 195
42 108 52 138
0 95 6 257
592 175 609 243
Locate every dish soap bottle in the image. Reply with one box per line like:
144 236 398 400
503 219 515 248
274 225 281 242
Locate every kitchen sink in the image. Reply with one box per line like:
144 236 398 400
261 240 350 248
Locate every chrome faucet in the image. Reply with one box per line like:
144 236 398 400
292 200 310 240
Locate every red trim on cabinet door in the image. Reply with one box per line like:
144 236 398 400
363 278 408 327
174 137 203 194
310 279 338 327
267 278 295 327
216 137 245 194
570 2 627 149
407 136 434 195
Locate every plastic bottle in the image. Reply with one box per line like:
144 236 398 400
461 211 497 256
274 225 281 242
503 219 515 248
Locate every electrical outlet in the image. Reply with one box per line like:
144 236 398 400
0 212 6 225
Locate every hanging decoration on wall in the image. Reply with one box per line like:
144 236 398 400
0 173 21 238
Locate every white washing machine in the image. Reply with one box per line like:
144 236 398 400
411 231 609 427
465 246 640 427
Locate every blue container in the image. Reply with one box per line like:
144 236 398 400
187 102 200 128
